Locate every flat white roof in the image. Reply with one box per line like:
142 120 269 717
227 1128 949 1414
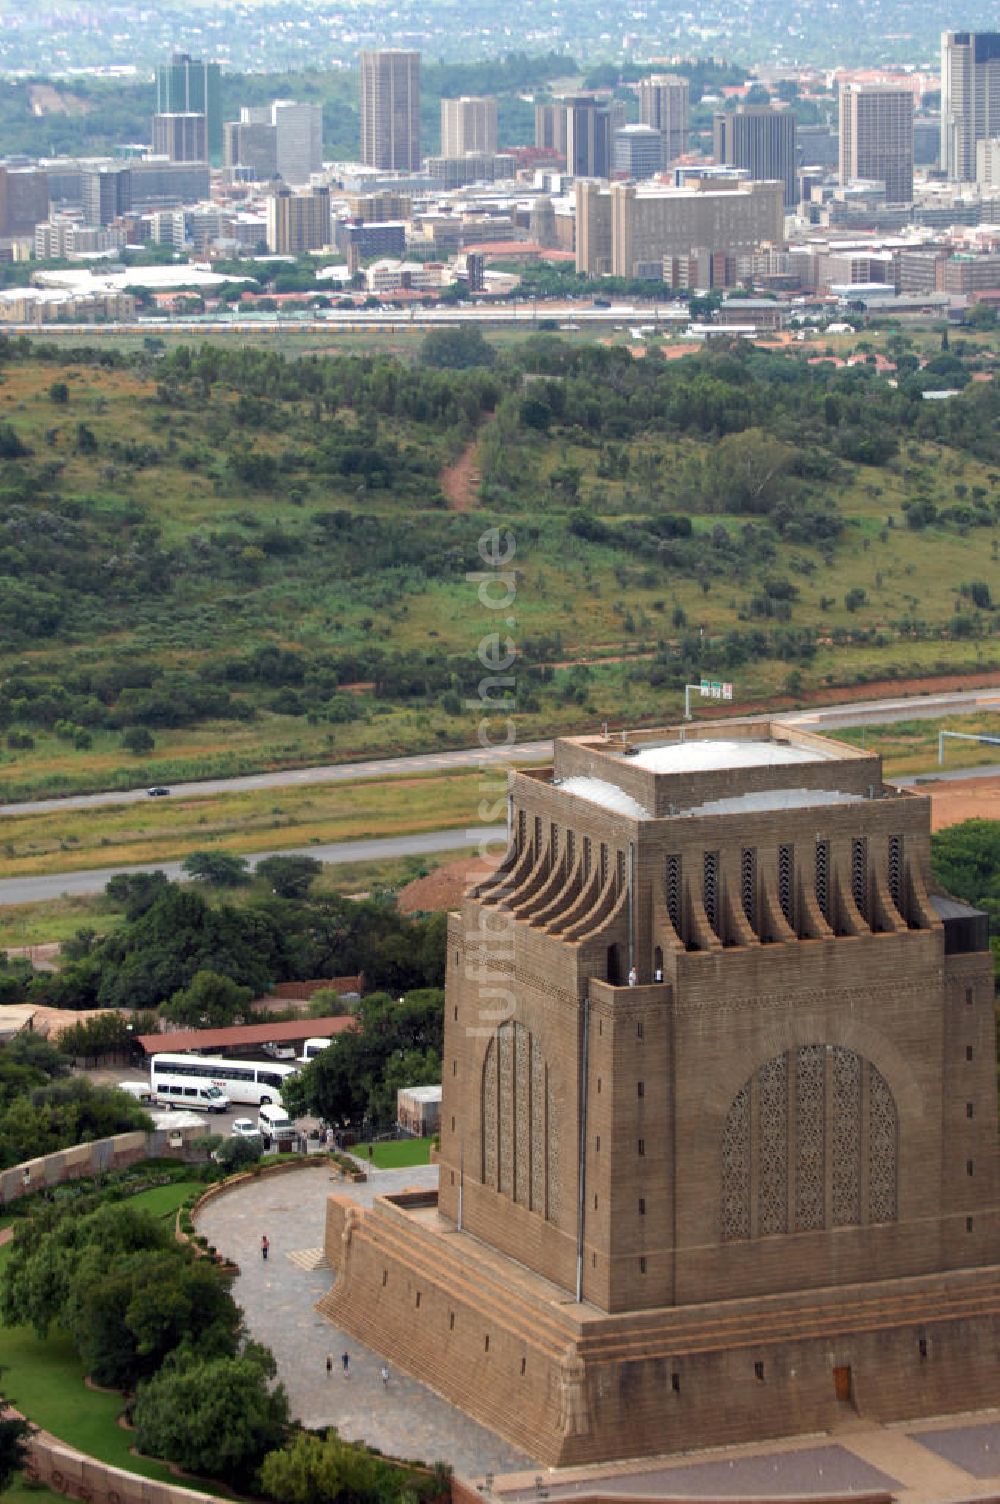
559 776 651 820
631 739 831 774
684 787 863 818
399 1084 442 1102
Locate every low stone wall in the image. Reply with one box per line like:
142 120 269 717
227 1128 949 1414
7 1412 218 1504
0 1124 206 1208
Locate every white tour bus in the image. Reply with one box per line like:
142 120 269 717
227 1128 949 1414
152 1078 230 1113
149 1053 296 1108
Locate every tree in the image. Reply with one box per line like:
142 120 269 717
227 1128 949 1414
255 855 323 900
163 969 253 1028
0 1380 32 1493
48 381 70 405
704 429 793 514
181 851 251 887
122 727 155 755
419 325 496 370
214 1134 263 1172
132 1348 289 1484
288 989 443 1129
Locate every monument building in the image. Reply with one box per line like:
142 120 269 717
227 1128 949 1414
322 720 1000 1464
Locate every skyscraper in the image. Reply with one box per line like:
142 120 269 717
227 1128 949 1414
534 101 568 156
638 75 689 163
441 97 498 157
266 185 330 253
564 95 612 179
272 100 323 185
941 31 1000 181
82 165 131 227
713 105 797 207
155 52 221 159
152 112 207 163
360 50 421 172
612 124 663 180
839 85 914 203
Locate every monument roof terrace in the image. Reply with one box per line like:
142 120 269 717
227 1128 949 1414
532 719 888 821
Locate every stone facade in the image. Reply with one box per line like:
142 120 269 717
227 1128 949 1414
322 721 1000 1465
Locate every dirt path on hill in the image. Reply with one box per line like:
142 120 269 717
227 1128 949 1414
439 417 493 510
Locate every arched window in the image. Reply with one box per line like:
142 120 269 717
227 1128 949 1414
481 1021 558 1222
721 1046 897 1241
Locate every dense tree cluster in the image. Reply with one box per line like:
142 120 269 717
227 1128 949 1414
284 989 444 1129
21 876 445 1016
0 1035 150 1171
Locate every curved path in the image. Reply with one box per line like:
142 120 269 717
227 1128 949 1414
194 1161 530 1477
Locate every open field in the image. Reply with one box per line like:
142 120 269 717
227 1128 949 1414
0 335 997 806
837 713 1000 776
0 770 481 877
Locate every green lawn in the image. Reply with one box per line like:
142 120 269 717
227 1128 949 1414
353 1137 434 1168
4 1478 69 1504
0 1183 220 1493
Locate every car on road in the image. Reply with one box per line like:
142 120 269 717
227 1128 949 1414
147 786 170 797
231 1117 262 1139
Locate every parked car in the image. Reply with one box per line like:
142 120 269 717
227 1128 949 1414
147 786 170 797
231 1117 262 1139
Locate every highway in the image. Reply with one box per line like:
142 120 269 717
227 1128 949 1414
1 688 996 819
0 687 996 907
0 741 552 818
0 826 508 906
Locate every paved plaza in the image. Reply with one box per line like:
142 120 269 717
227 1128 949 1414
196 1163 1000 1501
194 1161 532 1477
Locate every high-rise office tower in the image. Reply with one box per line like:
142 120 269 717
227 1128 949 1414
441 96 498 157
638 75 689 162
714 105 797 207
360 50 421 171
941 31 1000 181
534 101 568 156
223 107 279 181
152 112 207 163
272 100 323 185
839 85 914 203
0 165 50 236
613 124 663 180
565 95 612 179
156 52 221 159
81 164 131 227
266 184 331 253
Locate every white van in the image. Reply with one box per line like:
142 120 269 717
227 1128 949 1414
117 1080 154 1105
258 1101 296 1148
153 1078 230 1113
297 1037 333 1066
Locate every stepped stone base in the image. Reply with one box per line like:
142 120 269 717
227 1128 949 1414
320 1189 1000 1468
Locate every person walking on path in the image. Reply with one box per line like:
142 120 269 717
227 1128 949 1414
326 1354 333 1377
341 1351 350 1378
261 1234 269 1261
380 1364 390 1387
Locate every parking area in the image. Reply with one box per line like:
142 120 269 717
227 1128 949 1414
81 1065 323 1147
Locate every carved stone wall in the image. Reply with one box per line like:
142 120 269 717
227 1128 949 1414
482 1020 559 1221
722 1045 898 1241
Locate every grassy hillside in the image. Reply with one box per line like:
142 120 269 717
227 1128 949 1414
0 331 997 801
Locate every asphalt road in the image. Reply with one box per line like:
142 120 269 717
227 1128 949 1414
2 690 998 820
1 688 997 908
0 826 507 906
0 741 551 817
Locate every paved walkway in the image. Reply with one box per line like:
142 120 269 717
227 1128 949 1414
194 1161 531 1478
196 1165 1000 1501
